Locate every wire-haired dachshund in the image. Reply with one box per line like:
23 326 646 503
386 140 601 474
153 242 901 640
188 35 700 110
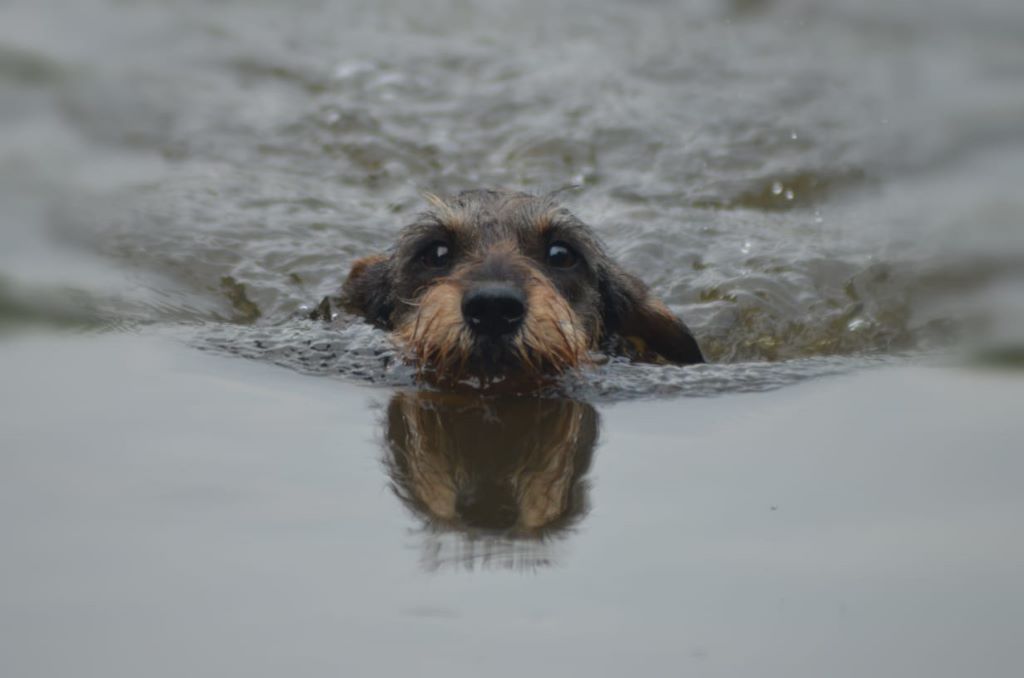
316 189 703 385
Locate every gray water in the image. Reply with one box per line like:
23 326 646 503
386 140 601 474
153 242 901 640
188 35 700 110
3 0 1023 391
3 334 1023 678
2 1 1024 676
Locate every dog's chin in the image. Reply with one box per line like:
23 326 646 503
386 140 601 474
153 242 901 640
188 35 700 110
461 335 531 381
413 333 559 391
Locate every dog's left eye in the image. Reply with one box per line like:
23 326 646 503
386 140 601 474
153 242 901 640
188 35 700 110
420 241 451 268
546 242 578 268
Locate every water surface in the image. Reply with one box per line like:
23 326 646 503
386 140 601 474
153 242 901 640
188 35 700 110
2 0 1023 675
2 335 1022 677
3 0 1022 387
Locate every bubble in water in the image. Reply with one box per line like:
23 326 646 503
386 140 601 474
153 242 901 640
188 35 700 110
847 318 869 332
771 182 784 195
784 189 795 201
790 132 799 140
333 60 375 80
741 240 753 254
571 165 595 186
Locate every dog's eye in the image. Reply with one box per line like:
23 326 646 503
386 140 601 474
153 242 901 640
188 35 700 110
420 241 451 268
546 242 578 268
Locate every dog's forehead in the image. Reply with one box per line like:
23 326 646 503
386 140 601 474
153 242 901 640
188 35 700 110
452 192 551 233
416 190 580 245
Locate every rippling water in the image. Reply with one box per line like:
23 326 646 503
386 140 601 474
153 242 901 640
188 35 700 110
4 5 1024 674
2 0 1022 395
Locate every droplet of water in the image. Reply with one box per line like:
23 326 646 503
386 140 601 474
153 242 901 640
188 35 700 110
333 60 375 80
571 165 595 186
790 132 799 140
771 182 783 195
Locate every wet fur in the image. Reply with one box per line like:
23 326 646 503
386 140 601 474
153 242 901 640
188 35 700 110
322 189 704 385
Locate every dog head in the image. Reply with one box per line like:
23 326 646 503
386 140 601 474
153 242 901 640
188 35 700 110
341 189 703 384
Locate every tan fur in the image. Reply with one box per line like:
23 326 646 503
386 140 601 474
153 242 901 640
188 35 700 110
345 254 387 282
531 204 564 235
421 192 468 233
395 279 474 381
395 265 591 385
513 271 592 374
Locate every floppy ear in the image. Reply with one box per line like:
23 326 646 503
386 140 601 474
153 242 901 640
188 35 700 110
340 253 394 328
599 267 705 365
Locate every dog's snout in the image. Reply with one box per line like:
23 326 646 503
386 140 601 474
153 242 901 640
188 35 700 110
461 285 525 337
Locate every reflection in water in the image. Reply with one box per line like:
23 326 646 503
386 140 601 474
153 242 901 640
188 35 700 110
383 392 598 571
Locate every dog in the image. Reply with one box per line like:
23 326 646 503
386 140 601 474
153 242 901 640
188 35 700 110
318 189 703 385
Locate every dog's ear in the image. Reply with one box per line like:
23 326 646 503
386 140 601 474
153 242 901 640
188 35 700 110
599 266 704 365
340 254 394 328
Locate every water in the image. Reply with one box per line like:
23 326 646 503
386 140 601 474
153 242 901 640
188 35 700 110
2 1 1024 676
2 334 1022 677
3 0 1023 386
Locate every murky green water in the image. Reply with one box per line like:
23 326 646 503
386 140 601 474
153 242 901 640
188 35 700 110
2 1 1023 676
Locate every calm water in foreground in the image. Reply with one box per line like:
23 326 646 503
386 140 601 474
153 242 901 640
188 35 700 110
1 0 1023 675
2 334 1022 677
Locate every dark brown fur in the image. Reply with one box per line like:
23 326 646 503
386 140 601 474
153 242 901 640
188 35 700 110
324 189 704 385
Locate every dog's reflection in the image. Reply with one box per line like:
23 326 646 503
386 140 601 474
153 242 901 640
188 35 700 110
383 392 598 570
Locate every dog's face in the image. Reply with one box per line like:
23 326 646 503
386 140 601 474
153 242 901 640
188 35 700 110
341 189 703 383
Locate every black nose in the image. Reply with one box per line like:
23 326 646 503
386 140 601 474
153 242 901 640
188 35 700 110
461 285 526 337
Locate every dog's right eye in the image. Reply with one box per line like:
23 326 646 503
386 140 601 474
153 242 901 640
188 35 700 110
420 241 451 268
546 242 578 269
